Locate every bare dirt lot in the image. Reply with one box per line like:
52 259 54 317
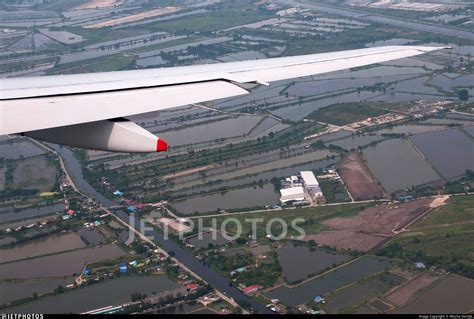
336 152 384 200
158 217 191 233
385 273 440 307
306 231 385 252
84 7 179 28
308 198 434 251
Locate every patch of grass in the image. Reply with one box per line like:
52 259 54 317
104 122 327 191
413 195 474 228
319 179 351 203
62 27 149 46
283 26 396 56
308 102 389 126
123 36 202 54
146 9 271 33
378 223 474 278
198 202 371 239
48 54 135 74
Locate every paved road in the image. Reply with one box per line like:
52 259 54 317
277 0 474 41
48 144 272 314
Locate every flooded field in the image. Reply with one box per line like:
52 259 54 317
172 157 339 198
272 91 381 121
0 245 126 279
0 140 45 160
369 92 445 103
286 74 415 98
12 156 57 192
375 124 446 136
172 184 278 215
329 134 384 151
390 76 441 95
325 272 404 313
394 275 474 314
5 276 179 314
314 66 426 80
317 130 353 142
0 232 85 264
410 128 474 179
0 204 64 224
420 117 474 126
186 231 230 250
0 167 4 191
171 150 335 191
431 74 474 92
265 256 392 306
247 117 282 137
76 228 108 246
277 244 351 283
362 139 440 193
156 116 262 146
0 278 72 305
0 236 16 246
464 125 474 137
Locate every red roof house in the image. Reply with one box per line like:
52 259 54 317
243 284 262 295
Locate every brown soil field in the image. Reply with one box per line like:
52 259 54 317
324 198 434 235
308 198 434 251
306 231 385 252
336 152 384 200
388 266 417 280
385 273 440 307
393 275 474 314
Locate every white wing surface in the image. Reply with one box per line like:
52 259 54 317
0 45 446 152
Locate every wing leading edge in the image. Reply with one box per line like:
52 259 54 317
0 45 447 151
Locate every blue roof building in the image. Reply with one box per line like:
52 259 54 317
314 296 324 303
113 190 124 196
119 262 128 273
127 206 137 212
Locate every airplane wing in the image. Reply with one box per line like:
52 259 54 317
0 45 447 152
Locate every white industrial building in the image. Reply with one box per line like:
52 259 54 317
300 171 319 190
301 171 324 198
280 186 305 204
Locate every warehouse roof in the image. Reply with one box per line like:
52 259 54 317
300 171 319 186
280 186 305 203
280 186 305 197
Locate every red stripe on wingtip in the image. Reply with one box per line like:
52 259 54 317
156 138 168 152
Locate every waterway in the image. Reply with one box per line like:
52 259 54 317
48 143 272 313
